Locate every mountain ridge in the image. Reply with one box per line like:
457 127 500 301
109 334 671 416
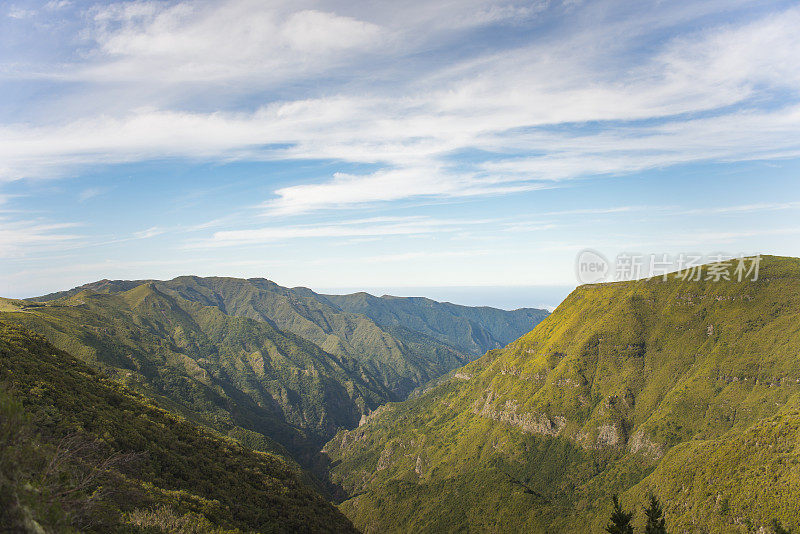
2 284 388 464
28 275 549 400
320 291 548 355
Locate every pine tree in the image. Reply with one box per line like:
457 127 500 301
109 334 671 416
644 494 666 534
605 494 633 534
772 519 793 534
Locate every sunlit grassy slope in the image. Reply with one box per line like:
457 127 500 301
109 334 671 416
325 255 800 533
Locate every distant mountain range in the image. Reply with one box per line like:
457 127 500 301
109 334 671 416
324 255 800 533
1 276 547 467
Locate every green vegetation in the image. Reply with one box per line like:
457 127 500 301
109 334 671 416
12 259 797 532
153 276 547 399
321 291 548 355
2 275 544 478
2 283 387 464
601 494 665 534
32 276 547 400
772 520 794 534
606 495 633 534
643 494 666 534
0 323 357 533
627 408 800 532
325 255 800 533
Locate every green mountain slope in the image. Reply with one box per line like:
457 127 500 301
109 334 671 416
320 292 549 355
155 276 471 399
626 407 800 532
34 278 155 301
324 255 800 533
32 276 548 400
0 323 357 533
2 284 387 463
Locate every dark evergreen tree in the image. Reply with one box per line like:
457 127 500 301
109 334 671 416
644 493 666 534
772 519 793 534
605 494 633 534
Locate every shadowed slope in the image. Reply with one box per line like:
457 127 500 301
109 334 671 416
0 323 358 533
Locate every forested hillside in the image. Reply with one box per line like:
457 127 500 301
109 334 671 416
155 276 474 399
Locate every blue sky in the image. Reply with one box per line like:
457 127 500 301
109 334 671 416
1 0 799 306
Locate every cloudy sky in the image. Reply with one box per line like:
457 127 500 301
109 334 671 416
1 0 799 305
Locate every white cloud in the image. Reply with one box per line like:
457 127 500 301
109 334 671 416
81 1 384 83
655 7 800 93
680 202 800 215
45 1 72 10
0 218 83 258
191 216 487 248
654 227 800 247
7 6 35 19
364 250 492 263
264 167 543 215
478 105 800 182
1 0 799 216
3 101 798 213
133 226 166 239
78 187 105 201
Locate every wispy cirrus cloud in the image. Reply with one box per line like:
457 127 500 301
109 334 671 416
133 226 166 239
189 216 492 248
364 249 492 263
1 1 798 218
78 187 106 202
0 217 83 258
81 1 385 84
679 202 800 215
262 167 548 215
